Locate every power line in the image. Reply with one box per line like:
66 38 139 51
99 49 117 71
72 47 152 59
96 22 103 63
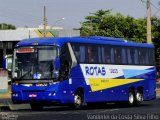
150 2 160 11
140 0 160 10
140 0 147 7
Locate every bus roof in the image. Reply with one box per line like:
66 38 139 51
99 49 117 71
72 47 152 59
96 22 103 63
15 36 154 48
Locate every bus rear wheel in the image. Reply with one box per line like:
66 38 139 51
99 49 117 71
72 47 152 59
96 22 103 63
128 91 135 106
135 91 143 105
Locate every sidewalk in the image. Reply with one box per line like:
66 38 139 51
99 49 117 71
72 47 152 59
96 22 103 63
0 85 11 110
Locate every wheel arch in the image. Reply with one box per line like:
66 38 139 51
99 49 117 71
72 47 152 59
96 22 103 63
128 86 135 93
136 86 143 93
75 87 84 101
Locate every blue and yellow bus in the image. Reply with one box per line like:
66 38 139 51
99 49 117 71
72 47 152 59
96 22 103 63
11 36 156 110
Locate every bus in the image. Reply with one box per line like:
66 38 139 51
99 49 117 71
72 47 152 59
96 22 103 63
11 36 156 110
3 54 12 83
3 54 13 72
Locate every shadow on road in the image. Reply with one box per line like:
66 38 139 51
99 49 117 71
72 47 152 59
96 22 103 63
6 101 154 112
1 98 158 113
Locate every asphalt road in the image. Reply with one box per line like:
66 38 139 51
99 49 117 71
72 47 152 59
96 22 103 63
0 98 160 120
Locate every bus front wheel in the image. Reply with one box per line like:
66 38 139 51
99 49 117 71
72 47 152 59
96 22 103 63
135 91 143 105
74 90 84 109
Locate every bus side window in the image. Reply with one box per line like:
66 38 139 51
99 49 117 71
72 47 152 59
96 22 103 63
60 44 71 79
72 44 80 61
102 46 111 64
127 48 132 64
87 45 98 63
148 48 155 65
98 46 101 63
134 48 139 65
115 47 122 64
138 49 145 65
121 48 127 64
145 49 149 65
142 48 149 65
111 47 115 64
79 45 86 63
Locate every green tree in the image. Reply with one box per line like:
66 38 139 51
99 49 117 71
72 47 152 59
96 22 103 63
80 10 146 43
0 23 16 30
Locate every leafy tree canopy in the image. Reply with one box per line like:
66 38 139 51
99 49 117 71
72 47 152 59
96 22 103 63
80 9 147 43
0 23 16 30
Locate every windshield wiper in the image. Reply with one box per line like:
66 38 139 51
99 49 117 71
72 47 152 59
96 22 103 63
19 70 32 79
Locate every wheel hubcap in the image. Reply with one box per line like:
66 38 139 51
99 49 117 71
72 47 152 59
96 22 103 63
75 95 81 106
129 94 134 104
136 93 143 102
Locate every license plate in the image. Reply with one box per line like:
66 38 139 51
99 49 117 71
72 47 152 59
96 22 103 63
29 94 37 97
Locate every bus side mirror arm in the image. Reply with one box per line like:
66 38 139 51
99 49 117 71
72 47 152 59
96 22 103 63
52 57 60 79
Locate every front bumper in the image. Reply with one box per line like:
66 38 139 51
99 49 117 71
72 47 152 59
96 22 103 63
12 91 61 104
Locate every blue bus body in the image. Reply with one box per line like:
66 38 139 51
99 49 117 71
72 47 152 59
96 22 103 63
11 37 156 106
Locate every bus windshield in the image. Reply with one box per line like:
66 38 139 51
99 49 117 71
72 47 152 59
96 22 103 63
13 46 59 80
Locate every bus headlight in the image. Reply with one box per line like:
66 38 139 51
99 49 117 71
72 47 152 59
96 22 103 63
48 92 56 96
12 93 18 97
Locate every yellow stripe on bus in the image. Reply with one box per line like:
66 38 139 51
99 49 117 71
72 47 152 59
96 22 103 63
88 78 143 92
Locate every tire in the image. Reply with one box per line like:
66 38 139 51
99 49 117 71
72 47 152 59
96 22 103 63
128 91 135 106
135 91 143 105
30 102 43 110
74 90 83 109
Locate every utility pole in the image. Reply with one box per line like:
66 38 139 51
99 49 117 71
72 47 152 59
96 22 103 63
43 6 47 37
147 0 152 44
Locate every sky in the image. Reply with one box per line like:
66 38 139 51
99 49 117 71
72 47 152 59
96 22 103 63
0 0 159 29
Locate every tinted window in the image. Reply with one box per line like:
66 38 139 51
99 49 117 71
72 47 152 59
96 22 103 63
121 48 127 64
87 45 98 63
71 43 155 66
71 44 86 63
148 49 155 65
101 46 111 64
134 48 139 65
127 48 132 64
114 47 122 64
